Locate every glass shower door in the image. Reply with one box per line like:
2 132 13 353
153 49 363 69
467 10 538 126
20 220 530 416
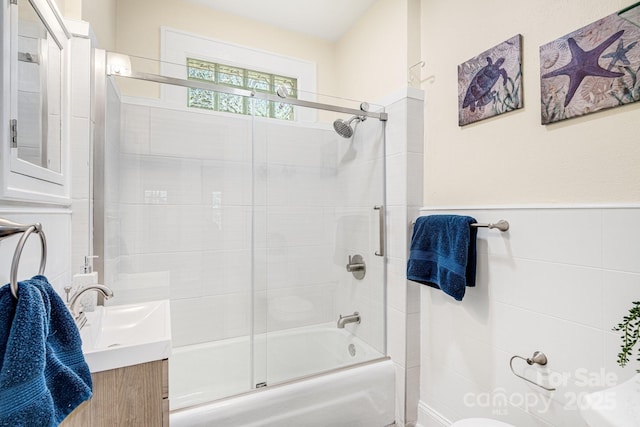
105 66 257 409
252 103 386 387
100 53 387 404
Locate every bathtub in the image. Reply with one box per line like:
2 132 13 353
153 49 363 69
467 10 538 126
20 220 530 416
170 324 395 426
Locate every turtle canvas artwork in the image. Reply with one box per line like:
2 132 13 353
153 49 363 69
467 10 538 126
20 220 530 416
540 2 640 124
458 34 523 126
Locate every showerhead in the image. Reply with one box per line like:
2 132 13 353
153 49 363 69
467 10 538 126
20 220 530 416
333 118 354 138
333 115 365 138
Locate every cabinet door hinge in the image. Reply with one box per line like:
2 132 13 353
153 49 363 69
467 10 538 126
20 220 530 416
10 119 17 148
10 0 17 5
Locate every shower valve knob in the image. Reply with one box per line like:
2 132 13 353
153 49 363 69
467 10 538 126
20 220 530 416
346 254 366 280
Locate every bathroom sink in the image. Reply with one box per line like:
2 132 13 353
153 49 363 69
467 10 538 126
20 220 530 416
79 299 172 373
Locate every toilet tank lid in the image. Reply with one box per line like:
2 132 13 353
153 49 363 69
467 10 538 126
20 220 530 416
580 373 640 427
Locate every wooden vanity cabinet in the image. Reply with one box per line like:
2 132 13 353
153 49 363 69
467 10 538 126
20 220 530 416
61 359 169 427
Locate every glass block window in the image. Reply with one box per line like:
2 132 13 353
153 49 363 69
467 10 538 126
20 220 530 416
187 58 297 120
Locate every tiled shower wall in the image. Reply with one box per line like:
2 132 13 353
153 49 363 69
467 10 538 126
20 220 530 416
111 98 386 350
102 77 121 290
331 115 386 353
252 120 338 339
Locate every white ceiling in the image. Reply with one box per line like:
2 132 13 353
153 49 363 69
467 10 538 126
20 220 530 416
184 0 379 41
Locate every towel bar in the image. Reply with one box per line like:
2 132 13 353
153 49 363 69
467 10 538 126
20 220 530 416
509 351 556 392
470 219 509 231
0 218 47 298
411 218 510 232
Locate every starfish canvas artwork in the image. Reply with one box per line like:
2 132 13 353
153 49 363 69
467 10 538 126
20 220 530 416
540 2 640 124
458 35 523 126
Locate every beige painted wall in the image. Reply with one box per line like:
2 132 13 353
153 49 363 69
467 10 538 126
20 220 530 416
335 0 419 103
421 0 640 206
81 0 117 51
55 0 81 20
56 0 417 106
53 0 116 51
113 0 337 98
114 0 418 104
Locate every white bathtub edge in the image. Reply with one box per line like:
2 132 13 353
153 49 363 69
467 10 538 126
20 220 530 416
171 357 395 427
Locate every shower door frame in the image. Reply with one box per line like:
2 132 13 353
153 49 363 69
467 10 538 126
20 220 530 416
105 65 388 122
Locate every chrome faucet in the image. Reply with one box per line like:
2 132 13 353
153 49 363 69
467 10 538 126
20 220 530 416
68 284 114 329
337 312 361 328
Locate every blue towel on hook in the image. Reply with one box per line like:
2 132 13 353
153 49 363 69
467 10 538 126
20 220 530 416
407 215 477 301
0 275 92 426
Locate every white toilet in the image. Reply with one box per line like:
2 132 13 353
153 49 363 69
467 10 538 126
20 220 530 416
580 373 640 427
451 418 514 427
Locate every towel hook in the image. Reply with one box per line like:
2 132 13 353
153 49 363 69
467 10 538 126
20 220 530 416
509 351 555 392
0 218 47 298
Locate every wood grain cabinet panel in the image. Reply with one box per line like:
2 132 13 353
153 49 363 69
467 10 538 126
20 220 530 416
62 359 169 426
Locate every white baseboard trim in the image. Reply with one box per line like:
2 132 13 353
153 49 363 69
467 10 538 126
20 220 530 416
417 400 450 427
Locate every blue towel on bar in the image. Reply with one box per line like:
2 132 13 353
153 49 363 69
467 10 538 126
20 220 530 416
0 275 92 426
407 215 477 301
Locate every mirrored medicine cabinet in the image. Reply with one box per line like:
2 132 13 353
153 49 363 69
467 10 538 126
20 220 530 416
0 0 71 203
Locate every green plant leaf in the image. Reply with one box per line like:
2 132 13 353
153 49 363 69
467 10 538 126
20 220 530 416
615 301 640 372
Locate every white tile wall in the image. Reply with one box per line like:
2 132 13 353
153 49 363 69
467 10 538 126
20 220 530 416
115 99 386 354
120 103 150 155
385 90 425 427
171 293 244 346
0 210 71 296
69 35 91 119
69 33 93 276
71 199 90 272
418 207 640 427
602 209 640 273
149 108 251 161
118 155 204 205
264 124 337 168
102 78 122 288
331 115 386 353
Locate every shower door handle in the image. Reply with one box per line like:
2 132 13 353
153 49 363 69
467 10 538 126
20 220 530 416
374 205 385 257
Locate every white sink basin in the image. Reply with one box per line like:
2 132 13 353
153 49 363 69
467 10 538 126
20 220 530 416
80 300 171 373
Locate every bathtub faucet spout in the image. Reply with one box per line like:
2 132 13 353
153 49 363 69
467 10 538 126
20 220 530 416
337 312 361 328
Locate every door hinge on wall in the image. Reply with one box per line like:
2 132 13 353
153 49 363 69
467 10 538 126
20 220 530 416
10 119 17 148
10 0 17 5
